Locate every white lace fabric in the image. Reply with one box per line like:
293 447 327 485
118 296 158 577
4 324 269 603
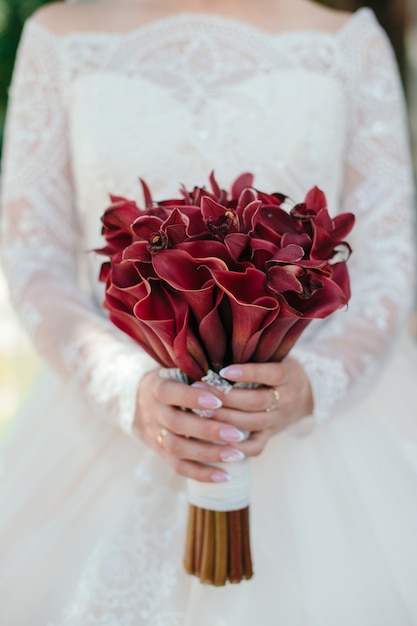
0 19 158 435
0 8 415 433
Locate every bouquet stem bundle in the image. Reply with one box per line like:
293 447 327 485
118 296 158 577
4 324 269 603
184 505 253 585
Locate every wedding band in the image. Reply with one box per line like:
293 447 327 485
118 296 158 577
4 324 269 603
157 427 168 446
265 387 280 413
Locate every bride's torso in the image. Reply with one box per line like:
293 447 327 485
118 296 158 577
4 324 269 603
65 14 353 208
25 8 373 302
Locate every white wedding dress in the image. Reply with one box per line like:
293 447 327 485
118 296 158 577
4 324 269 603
1 8 417 626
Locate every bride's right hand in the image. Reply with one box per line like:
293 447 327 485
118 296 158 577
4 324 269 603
134 369 245 483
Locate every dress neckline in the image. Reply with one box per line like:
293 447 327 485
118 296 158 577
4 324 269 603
27 7 373 45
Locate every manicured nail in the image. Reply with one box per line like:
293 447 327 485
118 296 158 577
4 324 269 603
197 393 222 410
220 449 245 463
219 427 246 443
219 365 244 380
211 471 231 483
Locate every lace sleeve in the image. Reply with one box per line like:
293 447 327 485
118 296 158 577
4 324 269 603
292 16 416 424
0 21 157 436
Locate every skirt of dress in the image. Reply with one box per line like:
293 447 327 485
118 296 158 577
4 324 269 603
1 332 417 626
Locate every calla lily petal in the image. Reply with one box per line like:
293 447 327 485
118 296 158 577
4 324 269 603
268 265 304 294
231 172 254 199
210 267 279 362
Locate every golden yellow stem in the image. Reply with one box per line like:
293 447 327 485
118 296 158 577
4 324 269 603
194 506 205 576
200 510 215 583
183 505 197 575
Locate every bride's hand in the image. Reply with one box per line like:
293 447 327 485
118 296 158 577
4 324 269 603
216 356 313 459
134 369 244 483
134 358 312 483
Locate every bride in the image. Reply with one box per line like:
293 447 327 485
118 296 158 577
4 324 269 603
1 0 417 624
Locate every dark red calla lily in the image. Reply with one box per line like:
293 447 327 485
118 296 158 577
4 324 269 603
152 249 228 367
210 267 279 363
97 173 354 379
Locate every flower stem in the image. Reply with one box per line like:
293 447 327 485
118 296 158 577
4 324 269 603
200 509 215 583
194 505 205 576
183 506 253 585
184 504 196 575
228 509 243 583
241 507 254 579
214 511 228 586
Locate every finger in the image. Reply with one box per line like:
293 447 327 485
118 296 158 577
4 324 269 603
166 457 232 483
214 406 279 432
156 376 223 414
219 385 282 414
238 429 270 457
219 361 288 388
162 407 248 444
160 429 246 465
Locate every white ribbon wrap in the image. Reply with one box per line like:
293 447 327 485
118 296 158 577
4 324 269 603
186 459 251 511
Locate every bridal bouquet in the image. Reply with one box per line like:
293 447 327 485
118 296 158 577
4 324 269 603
97 172 354 585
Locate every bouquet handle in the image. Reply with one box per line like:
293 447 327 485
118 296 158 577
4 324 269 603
161 368 253 585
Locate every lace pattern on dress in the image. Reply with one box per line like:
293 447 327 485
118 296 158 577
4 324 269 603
57 456 188 626
0 22 158 434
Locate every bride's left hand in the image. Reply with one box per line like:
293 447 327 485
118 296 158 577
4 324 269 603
213 356 313 457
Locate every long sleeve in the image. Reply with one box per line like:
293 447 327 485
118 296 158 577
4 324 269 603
0 22 156 435
293 15 416 424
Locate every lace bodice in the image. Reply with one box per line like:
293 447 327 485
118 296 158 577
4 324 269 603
1 8 415 431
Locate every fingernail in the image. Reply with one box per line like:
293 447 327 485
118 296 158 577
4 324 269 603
197 393 222 410
219 365 244 380
220 448 245 462
219 427 246 443
211 471 231 483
